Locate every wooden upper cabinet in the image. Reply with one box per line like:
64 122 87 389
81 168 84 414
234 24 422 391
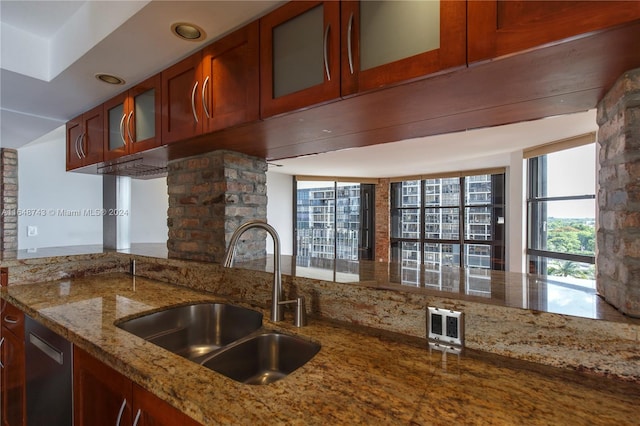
201 21 260 133
260 1 341 118
162 52 204 144
104 74 162 161
340 0 466 96
163 23 259 144
66 104 104 171
468 0 640 63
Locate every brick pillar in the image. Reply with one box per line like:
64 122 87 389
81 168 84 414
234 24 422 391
167 150 267 263
0 149 18 254
375 178 390 263
596 67 640 318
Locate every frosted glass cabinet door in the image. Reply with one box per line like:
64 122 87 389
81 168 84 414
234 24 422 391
107 103 126 152
341 0 466 96
359 1 440 72
134 89 155 143
129 74 161 154
260 1 340 118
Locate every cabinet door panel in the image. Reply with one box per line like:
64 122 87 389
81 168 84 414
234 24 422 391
1 329 25 426
260 1 340 118
66 117 84 171
202 21 259 133
103 92 129 161
132 384 201 426
73 347 132 426
162 53 203 144
83 105 105 166
468 0 640 63
341 0 466 96
131 74 162 153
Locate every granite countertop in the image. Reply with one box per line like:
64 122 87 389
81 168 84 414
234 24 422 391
2 272 639 425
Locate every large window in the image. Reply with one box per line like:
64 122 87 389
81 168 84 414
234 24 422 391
390 172 506 285
295 180 375 265
527 142 596 282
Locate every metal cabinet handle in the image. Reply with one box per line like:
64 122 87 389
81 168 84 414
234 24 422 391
80 133 87 158
133 409 142 426
347 12 354 75
29 332 64 365
0 337 5 369
116 398 127 426
74 134 82 159
323 24 331 81
126 111 134 144
202 75 211 119
119 113 127 146
191 81 199 124
3 315 18 324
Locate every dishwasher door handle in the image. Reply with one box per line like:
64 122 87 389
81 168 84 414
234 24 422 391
29 332 64 365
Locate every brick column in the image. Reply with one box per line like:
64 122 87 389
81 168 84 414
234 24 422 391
0 149 18 254
0 148 18 259
375 178 390 263
596 67 640 318
167 150 267 263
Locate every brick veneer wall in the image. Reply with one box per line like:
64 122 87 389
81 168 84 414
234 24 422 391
597 67 640 318
1 149 18 252
167 150 267 263
375 178 390 262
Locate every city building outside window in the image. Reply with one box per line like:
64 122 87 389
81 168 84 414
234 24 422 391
526 140 596 286
390 171 506 288
294 180 375 275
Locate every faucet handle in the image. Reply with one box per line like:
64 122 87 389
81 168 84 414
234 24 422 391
294 296 307 327
278 296 308 327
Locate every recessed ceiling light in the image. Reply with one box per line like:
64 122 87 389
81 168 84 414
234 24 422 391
171 22 206 41
95 73 125 85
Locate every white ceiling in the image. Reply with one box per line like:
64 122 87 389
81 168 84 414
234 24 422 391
1 0 599 179
0 0 283 149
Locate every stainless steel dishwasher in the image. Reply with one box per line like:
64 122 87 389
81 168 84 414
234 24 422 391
24 316 72 426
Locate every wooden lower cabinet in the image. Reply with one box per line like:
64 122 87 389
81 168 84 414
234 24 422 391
73 347 201 426
1 302 26 426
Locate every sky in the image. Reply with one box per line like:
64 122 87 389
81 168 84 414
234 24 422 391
546 143 596 219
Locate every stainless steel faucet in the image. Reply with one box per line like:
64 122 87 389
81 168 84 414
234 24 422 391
224 220 306 326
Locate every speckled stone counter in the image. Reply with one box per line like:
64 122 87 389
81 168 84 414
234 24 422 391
2 273 639 425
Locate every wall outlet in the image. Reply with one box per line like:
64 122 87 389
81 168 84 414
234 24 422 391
27 225 38 237
428 307 464 347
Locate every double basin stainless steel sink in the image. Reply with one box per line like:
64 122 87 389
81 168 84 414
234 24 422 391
116 303 320 385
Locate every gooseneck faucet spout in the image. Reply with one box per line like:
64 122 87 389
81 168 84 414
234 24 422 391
223 220 284 322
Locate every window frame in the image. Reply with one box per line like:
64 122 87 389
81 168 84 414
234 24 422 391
390 171 506 271
526 144 596 275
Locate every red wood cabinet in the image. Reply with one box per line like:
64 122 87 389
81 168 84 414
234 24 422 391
1 302 25 426
468 0 640 63
73 347 201 426
66 105 104 171
340 0 466 96
161 52 202 144
201 21 260 134
162 22 259 144
260 1 341 118
104 74 162 161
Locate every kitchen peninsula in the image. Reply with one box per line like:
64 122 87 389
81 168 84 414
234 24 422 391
1 246 639 425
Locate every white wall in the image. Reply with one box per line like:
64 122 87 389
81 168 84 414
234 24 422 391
17 128 169 249
18 136 103 249
507 151 527 273
130 178 168 243
266 171 293 255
